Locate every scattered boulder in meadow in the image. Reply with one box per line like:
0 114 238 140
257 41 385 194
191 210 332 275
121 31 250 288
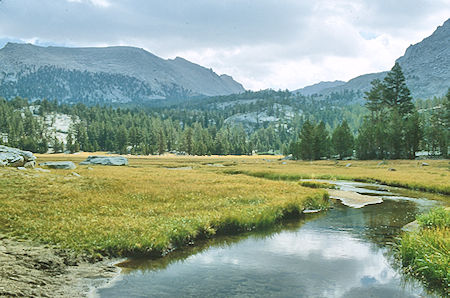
16 167 26 171
388 168 397 171
34 167 51 173
0 145 36 167
40 161 77 170
79 155 128 166
421 162 429 166
345 163 352 167
71 172 81 177
281 154 294 160
24 161 36 168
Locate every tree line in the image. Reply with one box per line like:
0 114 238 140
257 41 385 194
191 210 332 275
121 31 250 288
285 63 448 159
0 63 448 159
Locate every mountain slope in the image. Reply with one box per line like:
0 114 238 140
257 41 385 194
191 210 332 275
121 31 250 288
0 43 244 104
298 18 450 99
293 80 345 96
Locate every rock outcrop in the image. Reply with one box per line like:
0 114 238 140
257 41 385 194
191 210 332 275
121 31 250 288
294 18 450 99
0 145 36 167
40 161 76 170
80 156 128 166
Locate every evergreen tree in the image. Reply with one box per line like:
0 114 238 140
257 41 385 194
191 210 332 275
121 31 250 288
116 126 128 154
313 121 330 159
356 119 377 160
404 112 422 159
364 79 385 120
383 63 414 116
332 120 354 159
297 120 315 160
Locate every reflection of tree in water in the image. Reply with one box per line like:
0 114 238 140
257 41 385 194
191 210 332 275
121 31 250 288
361 199 419 245
119 212 325 273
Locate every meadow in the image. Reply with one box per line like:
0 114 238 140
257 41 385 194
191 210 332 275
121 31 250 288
0 154 448 260
0 154 328 257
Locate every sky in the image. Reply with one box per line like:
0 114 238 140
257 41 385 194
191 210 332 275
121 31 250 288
0 0 449 91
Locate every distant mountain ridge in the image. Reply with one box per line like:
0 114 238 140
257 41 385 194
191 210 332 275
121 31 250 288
296 18 450 99
293 80 345 96
0 43 244 104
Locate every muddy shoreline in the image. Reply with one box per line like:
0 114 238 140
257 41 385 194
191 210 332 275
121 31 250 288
0 234 121 297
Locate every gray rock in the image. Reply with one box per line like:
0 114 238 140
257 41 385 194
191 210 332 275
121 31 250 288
40 161 77 170
281 154 294 160
16 167 26 170
24 161 36 168
345 163 352 167
402 220 420 232
388 168 397 171
421 162 429 166
34 168 51 173
80 156 128 166
0 145 36 167
71 172 81 177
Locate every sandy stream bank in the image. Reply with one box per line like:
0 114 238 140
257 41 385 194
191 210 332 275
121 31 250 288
0 234 121 297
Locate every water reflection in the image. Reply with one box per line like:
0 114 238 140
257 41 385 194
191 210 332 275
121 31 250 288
97 182 444 298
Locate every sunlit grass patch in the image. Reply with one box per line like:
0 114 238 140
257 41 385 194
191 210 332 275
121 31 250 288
220 159 450 197
0 158 326 258
298 180 336 189
399 208 450 294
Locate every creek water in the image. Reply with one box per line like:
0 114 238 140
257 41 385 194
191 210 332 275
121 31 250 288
96 181 444 297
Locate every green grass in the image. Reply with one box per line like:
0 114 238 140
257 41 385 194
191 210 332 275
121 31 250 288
0 158 328 258
417 207 450 229
224 166 450 196
298 180 336 189
398 208 450 294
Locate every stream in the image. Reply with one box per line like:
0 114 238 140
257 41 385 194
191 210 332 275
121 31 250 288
95 181 445 297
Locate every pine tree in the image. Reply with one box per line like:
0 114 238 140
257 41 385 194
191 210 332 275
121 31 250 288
332 120 354 159
365 79 385 120
383 63 414 116
313 121 330 159
404 112 422 159
298 120 315 160
116 126 128 154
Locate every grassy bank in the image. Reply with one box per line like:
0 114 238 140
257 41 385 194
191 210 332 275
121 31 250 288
1 154 448 260
398 208 449 294
0 155 328 258
219 159 450 197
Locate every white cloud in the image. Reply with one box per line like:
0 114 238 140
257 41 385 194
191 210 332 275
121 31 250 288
0 0 449 90
67 0 111 7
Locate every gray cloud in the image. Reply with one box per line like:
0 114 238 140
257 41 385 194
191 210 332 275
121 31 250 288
0 0 449 89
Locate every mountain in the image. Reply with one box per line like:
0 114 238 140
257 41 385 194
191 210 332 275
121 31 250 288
0 43 244 104
298 18 450 99
293 80 345 96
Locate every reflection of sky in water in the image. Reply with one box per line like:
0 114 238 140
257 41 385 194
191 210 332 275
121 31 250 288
97 183 439 298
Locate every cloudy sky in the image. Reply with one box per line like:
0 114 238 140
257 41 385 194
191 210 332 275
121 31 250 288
0 0 449 90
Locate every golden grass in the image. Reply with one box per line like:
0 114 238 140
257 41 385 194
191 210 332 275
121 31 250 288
217 159 450 198
1 154 448 258
0 155 327 257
